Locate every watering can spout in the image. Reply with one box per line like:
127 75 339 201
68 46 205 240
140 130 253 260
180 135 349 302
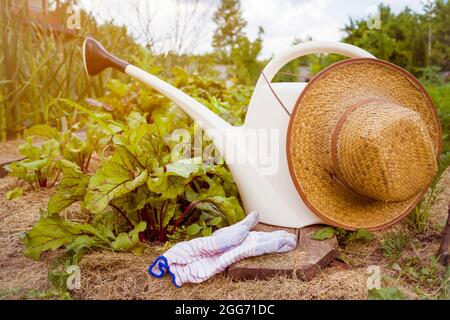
82 37 232 134
83 37 129 76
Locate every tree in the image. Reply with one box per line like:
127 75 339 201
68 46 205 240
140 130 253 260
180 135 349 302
229 27 264 85
426 0 450 70
119 0 213 55
342 5 427 74
342 2 450 75
343 5 429 74
273 36 312 82
212 0 247 60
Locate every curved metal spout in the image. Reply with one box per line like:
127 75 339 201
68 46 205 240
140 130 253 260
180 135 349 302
82 37 233 136
83 37 129 76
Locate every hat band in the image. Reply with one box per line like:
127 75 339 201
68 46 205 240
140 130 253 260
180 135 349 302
330 97 387 198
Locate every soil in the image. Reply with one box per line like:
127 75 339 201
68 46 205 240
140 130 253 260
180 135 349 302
0 141 449 300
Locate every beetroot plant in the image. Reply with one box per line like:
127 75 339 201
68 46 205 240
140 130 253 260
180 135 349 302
18 75 247 262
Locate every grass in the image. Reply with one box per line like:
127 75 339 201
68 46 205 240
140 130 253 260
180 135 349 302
427 83 450 155
382 229 413 260
406 82 450 234
0 288 71 300
409 179 443 234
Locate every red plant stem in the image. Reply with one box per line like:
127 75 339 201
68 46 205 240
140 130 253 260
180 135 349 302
139 209 155 242
151 206 159 231
159 200 166 232
84 152 93 172
152 205 167 242
37 171 47 188
79 154 84 171
139 209 152 235
170 200 201 234
159 229 166 242
48 170 61 188
109 203 135 229
143 205 159 240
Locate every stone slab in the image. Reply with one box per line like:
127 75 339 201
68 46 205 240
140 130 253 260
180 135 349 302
227 224 339 281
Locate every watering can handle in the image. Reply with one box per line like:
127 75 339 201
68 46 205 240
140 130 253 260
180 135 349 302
260 41 375 82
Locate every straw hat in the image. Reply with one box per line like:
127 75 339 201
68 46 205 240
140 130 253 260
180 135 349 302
287 58 442 230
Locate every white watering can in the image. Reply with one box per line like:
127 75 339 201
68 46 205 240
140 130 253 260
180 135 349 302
83 37 375 228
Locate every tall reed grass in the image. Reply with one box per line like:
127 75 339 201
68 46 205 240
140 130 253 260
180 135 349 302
0 0 141 140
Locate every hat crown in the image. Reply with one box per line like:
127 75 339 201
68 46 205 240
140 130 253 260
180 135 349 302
333 100 437 202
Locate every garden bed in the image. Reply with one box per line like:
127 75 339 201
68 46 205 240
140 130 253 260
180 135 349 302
1 140 449 300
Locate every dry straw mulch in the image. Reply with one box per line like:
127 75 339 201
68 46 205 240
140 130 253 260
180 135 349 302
0 161 449 300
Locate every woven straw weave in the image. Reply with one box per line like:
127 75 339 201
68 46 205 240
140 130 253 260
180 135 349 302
336 101 437 202
287 58 441 230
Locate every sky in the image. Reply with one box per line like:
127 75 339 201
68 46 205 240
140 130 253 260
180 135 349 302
78 0 426 58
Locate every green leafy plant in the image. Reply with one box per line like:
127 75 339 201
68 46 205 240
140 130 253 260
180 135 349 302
20 214 147 261
438 267 450 299
19 73 247 262
427 85 450 155
368 287 406 300
312 227 335 240
418 66 445 86
46 164 90 216
312 227 374 245
25 123 110 172
79 108 244 243
7 13 255 262
6 138 61 190
6 187 23 200
392 256 450 297
5 122 109 190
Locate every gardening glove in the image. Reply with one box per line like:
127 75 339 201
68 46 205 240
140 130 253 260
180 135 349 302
167 230 297 287
149 211 259 270
148 213 297 287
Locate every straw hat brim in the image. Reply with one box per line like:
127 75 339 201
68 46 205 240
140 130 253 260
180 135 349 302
287 58 442 230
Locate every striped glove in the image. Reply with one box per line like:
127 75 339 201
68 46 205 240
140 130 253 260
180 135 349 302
148 212 297 287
